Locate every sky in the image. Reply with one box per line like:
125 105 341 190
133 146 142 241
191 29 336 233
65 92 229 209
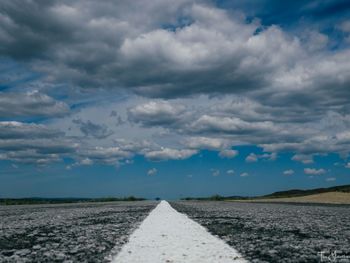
0 0 350 199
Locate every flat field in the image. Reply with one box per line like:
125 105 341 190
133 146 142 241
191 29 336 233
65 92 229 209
235 192 350 205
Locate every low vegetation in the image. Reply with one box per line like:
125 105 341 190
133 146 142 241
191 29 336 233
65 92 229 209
0 196 146 205
182 184 350 203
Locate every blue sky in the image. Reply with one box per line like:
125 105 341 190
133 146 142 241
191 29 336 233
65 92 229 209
0 145 349 199
0 0 350 199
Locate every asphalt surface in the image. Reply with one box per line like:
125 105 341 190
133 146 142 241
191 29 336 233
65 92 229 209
0 201 157 262
170 201 350 263
1 200 349 262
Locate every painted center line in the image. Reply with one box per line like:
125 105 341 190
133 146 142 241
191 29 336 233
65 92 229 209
112 201 247 263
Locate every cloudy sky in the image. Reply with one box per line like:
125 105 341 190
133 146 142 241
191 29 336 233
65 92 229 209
1 0 350 199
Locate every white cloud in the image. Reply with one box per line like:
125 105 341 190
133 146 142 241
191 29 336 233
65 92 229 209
186 137 230 150
78 146 132 165
128 100 186 127
211 169 220 177
292 154 314 164
80 158 93 165
1 1 350 167
145 148 197 161
259 152 277 161
304 168 326 175
245 153 258 163
147 168 157 176
240 172 249 177
0 91 69 118
283 169 294 176
226 169 234 175
219 149 238 159
326 177 336 182
0 121 63 139
190 115 276 135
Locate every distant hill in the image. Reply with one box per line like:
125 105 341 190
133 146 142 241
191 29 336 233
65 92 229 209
182 184 350 201
263 184 350 198
0 196 146 205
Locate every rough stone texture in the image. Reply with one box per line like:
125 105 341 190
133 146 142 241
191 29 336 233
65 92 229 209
0 201 157 262
170 201 350 263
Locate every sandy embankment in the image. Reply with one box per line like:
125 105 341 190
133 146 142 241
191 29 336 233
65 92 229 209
233 192 350 205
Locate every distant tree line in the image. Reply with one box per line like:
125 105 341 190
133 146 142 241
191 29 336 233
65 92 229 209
0 196 146 205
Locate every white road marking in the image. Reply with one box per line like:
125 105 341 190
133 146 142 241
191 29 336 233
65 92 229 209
112 201 247 263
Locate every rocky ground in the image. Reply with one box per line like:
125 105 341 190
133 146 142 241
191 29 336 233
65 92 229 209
0 201 157 262
170 201 350 263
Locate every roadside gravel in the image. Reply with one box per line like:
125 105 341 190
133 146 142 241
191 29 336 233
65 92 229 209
0 201 157 262
170 201 350 263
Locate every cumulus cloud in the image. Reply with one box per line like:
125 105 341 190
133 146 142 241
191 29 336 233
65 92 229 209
128 100 186 127
114 138 155 154
246 152 277 162
189 115 277 135
0 121 63 139
226 169 235 175
73 119 114 139
219 149 238 158
326 177 336 182
246 153 258 163
211 169 220 177
145 148 197 161
0 150 61 165
119 5 302 98
147 168 157 176
259 152 277 161
77 146 131 165
304 168 326 175
283 169 294 176
79 158 93 166
0 121 76 164
1 0 350 166
185 137 230 150
292 154 314 164
240 172 249 177
0 91 69 118
2 0 347 106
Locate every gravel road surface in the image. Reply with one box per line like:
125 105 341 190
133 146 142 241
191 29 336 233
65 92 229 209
170 201 350 263
2 200 349 262
0 201 157 262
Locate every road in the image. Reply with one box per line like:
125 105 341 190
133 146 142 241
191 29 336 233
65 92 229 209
1 200 349 262
113 201 246 263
